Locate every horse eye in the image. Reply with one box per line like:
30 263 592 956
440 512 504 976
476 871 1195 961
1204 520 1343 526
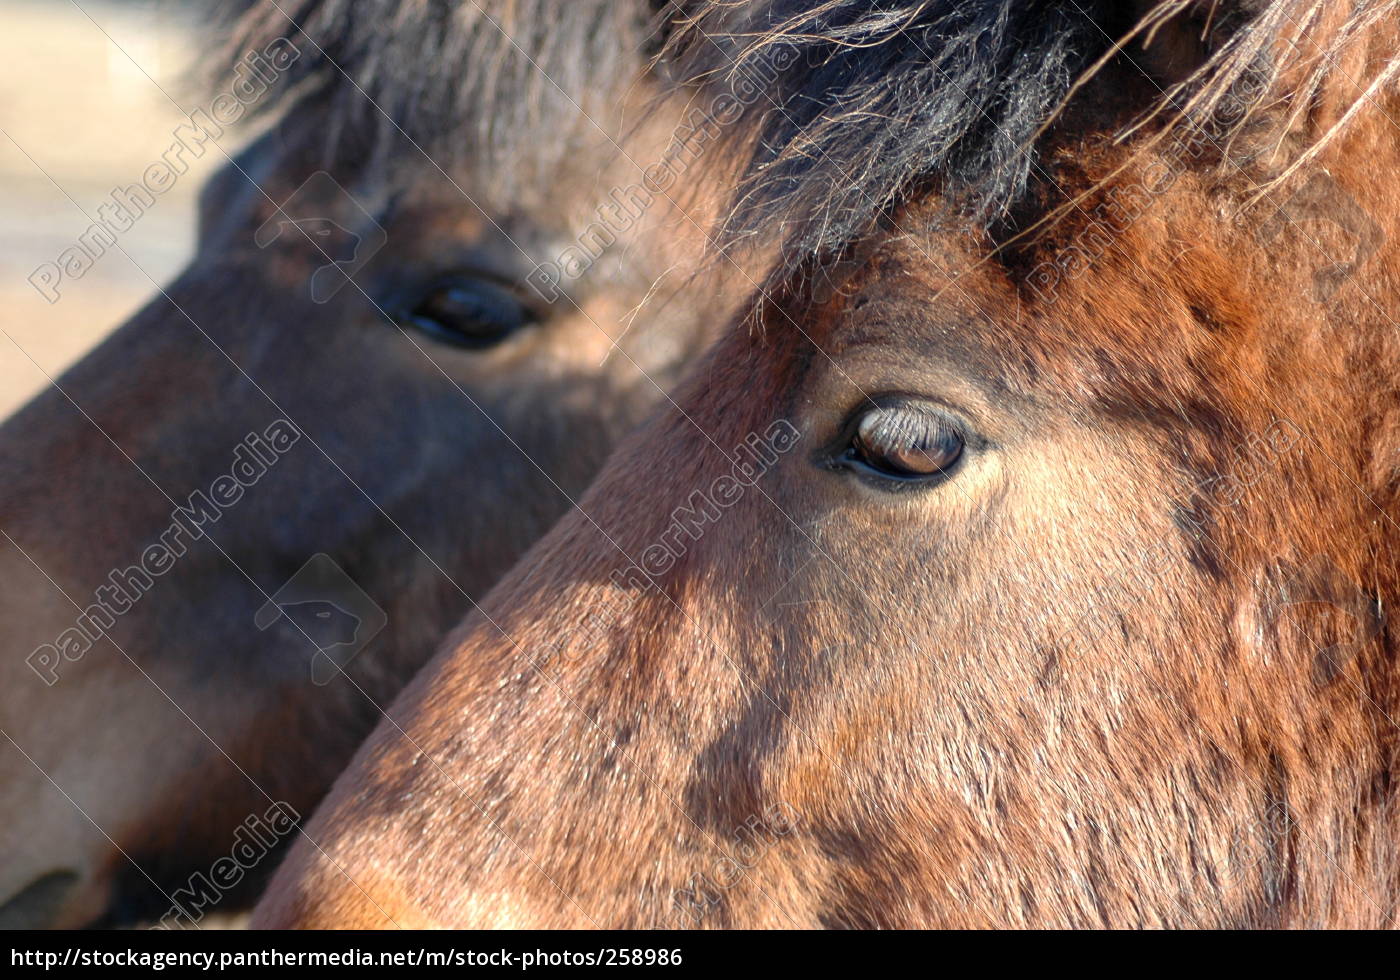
399 277 536 349
837 402 965 484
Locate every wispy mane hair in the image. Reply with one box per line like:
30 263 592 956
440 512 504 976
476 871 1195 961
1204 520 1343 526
208 0 655 178
661 0 1400 278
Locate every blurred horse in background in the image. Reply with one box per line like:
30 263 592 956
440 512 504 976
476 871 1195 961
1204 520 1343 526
0 0 735 927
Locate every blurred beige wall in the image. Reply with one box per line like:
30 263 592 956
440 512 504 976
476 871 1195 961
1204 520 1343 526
1 0 229 419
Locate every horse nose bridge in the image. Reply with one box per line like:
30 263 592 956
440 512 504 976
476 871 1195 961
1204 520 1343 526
468 551 672 691
1 289 212 453
0 269 257 532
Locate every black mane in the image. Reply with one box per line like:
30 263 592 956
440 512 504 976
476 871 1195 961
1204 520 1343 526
661 0 1393 274
665 1 1117 259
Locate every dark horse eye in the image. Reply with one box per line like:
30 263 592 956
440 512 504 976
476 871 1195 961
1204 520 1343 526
400 277 536 349
836 399 965 484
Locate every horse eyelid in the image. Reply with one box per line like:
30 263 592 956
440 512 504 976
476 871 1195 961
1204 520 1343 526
817 396 974 490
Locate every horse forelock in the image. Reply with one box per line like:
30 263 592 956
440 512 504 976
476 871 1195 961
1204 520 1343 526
204 0 660 188
662 0 1400 277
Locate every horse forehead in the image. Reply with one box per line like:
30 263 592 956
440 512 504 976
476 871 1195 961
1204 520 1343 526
815 237 1026 367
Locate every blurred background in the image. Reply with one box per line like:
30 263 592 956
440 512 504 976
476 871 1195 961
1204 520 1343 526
1 0 228 419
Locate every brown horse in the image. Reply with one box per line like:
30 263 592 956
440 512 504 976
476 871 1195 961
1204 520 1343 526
253 0 1400 928
0 0 734 928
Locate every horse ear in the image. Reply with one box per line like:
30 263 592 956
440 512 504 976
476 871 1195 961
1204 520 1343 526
1129 1 1264 86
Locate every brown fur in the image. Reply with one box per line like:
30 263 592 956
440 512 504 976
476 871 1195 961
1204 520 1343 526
255 2 1400 927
